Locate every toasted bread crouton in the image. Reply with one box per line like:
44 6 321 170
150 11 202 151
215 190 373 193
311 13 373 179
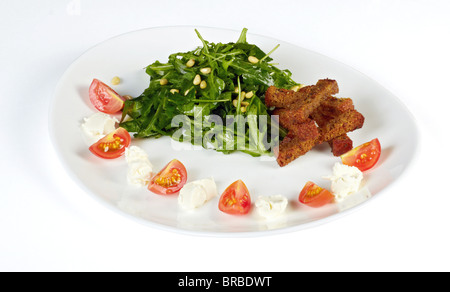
269 79 340 124
328 134 353 156
265 85 314 108
265 79 338 109
318 110 365 143
319 96 354 117
275 133 318 167
272 107 311 127
267 78 364 166
278 118 319 142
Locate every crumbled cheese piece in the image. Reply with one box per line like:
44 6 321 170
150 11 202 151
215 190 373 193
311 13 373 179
125 146 153 187
324 163 363 202
125 146 151 164
127 161 153 186
178 178 218 210
80 112 118 145
255 195 288 219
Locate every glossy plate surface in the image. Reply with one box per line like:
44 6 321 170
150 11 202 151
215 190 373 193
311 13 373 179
49 26 419 236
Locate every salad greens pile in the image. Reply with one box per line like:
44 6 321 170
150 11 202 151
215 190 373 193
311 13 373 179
120 28 300 156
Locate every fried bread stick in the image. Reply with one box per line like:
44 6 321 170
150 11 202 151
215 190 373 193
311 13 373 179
275 133 319 167
309 96 357 156
268 79 339 123
317 109 365 143
310 96 354 126
265 85 314 108
319 96 355 117
274 117 319 141
265 79 338 108
268 79 364 166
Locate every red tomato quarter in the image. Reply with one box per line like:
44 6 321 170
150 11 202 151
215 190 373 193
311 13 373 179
218 180 251 215
148 159 187 195
89 127 131 159
298 181 334 208
89 78 126 114
341 138 381 171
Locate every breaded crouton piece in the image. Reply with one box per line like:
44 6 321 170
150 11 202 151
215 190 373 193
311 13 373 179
328 134 353 156
309 109 332 128
265 79 338 108
275 133 318 167
272 107 311 127
318 110 365 143
269 79 340 123
267 78 364 167
319 96 354 117
278 118 319 142
309 96 357 156
287 79 339 111
310 96 354 126
265 85 314 108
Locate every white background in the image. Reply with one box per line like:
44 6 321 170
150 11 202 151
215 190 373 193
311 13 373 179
1 0 449 272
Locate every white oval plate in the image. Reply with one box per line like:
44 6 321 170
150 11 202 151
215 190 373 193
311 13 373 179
49 26 419 236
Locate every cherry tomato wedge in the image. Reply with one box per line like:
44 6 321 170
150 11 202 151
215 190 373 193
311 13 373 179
218 180 251 215
298 181 334 208
148 159 187 195
89 127 131 159
89 78 126 114
341 138 381 171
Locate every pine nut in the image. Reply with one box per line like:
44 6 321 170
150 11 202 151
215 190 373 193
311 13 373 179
245 91 253 99
200 80 207 89
200 67 211 74
111 76 121 85
160 78 168 86
248 56 259 64
186 59 195 67
193 74 201 85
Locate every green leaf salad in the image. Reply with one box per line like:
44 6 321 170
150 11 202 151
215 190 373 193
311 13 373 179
120 28 300 157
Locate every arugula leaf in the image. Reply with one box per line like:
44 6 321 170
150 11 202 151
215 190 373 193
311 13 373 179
120 28 300 156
